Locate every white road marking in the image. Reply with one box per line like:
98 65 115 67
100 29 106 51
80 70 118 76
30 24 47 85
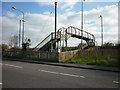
113 81 119 84
4 64 23 68
0 83 2 85
40 70 59 74
39 69 85 78
59 73 85 78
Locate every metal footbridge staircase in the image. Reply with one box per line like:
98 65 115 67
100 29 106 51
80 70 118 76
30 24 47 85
33 26 95 52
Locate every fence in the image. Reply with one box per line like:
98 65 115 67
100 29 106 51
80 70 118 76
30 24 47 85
2 48 118 62
2 51 58 62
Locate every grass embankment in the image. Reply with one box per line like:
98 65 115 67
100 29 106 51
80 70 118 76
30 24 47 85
60 56 119 67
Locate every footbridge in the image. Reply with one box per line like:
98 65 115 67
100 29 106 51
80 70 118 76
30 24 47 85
33 26 95 52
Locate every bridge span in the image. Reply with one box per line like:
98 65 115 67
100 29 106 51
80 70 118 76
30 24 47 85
33 26 95 52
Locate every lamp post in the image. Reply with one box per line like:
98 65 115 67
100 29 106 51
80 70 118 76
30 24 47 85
81 0 85 49
19 20 21 48
100 15 103 47
12 7 25 49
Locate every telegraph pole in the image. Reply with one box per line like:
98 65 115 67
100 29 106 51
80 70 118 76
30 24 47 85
55 2 57 39
81 0 85 49
65 29 67 51
22 13 25 48
55 2 57 52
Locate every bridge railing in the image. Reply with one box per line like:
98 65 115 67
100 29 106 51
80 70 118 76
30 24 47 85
34 26 95 51
67 26 95 41
34 27 66 51
57 27 66 39
33 33 52 51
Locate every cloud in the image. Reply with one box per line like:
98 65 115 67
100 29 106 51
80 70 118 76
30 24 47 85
2 3 118 47
86 0 119 2
3 0 119 2
37 0 79 12
83 4 118 44
59 4 118 46
2 17 18 45
37 2 53 6
21 13 55 47
59 1 79 12
6 11 16 18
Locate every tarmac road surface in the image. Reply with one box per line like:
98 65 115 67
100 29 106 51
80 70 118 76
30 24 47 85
2 60 119 88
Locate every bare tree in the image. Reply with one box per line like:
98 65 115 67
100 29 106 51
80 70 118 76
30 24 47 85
9 35 18 48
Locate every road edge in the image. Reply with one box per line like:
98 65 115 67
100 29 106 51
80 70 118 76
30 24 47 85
2 58 120 72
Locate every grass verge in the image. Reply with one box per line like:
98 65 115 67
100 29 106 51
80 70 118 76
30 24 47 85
60 56 119 67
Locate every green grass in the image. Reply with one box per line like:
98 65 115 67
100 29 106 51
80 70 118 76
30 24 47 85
60 56 119 67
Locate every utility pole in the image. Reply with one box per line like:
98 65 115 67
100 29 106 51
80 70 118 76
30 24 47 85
54 2 57 52
55 2 57 39
65 29 67 51
22 13 25 48
81 0 85 49
100 15 103 47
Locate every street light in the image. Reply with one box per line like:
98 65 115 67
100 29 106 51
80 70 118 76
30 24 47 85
19 20 22 48
81 0 85 49
12 7 16 10
100 15 103 47
12 6 25 49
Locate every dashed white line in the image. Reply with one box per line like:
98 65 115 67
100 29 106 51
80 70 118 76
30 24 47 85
0 83 2 85
39 69 85 78
59 73 85 78
4 64 23 68
113 81 119 84
40 70 59 74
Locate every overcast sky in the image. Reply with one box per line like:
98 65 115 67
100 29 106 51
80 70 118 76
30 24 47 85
1 0 119 47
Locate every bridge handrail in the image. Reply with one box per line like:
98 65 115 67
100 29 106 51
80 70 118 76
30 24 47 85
34 27 66 50
34 26 95 51
67 26 95 41
34 33 52 49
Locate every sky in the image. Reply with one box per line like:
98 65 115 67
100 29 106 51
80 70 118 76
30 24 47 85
1 0 119 48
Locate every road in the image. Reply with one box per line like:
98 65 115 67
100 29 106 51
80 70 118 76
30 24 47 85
2 60 119 88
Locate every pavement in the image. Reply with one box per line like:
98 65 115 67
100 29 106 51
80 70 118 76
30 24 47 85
2 60 119 88
2 57 119 72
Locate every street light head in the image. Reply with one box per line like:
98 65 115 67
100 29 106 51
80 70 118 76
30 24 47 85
55 2 57 5
100 15 102 17
12 7 16 10
22 20 25 22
